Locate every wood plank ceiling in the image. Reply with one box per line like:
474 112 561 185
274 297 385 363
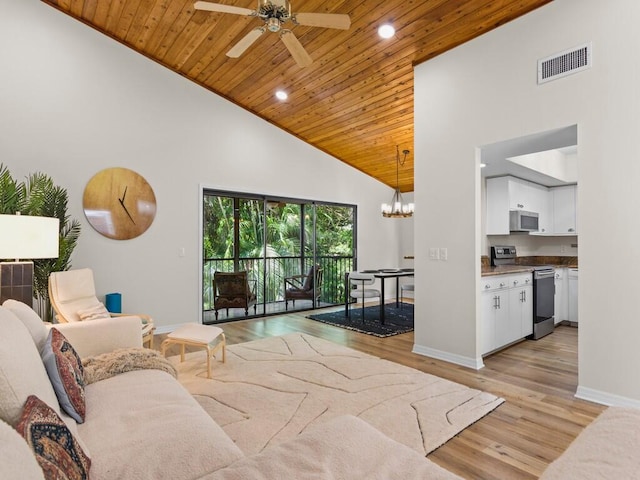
42 0 551 192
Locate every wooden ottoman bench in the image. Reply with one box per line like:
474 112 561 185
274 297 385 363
161 323 226 378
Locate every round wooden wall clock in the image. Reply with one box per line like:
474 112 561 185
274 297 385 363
83 167 157 240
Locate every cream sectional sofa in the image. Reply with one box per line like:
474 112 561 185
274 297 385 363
0 302 462 480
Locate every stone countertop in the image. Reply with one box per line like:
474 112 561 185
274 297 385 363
481 265 535 276
481 264 579 276
481 255 578 276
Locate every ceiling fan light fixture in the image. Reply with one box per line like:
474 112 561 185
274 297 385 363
275 90 288 100
195 1 350 66
266 17 281 32
378 23 395 39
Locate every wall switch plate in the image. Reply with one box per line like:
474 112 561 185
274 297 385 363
439 247 448 260
179 247 186 257
429 247 439 260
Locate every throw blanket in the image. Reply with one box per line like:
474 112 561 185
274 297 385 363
82 348 177 384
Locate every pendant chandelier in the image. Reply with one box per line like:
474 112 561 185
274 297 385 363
381 146 414 218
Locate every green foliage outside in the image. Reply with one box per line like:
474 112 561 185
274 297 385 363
0 164 81 321
203 194 355 310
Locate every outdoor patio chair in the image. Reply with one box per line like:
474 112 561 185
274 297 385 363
213 271 257 320
48 268 155 348
284 265 323 310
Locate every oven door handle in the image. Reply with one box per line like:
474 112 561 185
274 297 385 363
535 270 555 279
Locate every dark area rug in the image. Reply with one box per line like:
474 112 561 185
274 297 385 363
306 303 414 337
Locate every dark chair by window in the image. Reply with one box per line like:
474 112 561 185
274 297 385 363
284 265 323 311
213 271 257 321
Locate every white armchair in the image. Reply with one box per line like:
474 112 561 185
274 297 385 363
48 268 155 348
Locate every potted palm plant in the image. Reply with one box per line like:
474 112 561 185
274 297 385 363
0 164 81 321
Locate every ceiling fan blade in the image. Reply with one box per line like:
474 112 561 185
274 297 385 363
227 27 266 58
280 30 313 67
193 1 254 16
293 12 351 30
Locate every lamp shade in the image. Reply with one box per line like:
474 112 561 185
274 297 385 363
0 214 60 260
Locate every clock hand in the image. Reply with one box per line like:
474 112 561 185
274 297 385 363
119 186 128 203
118 198 136 224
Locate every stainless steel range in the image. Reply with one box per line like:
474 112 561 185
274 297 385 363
490 246 555 340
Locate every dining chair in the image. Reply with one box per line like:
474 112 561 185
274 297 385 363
400 283 414 309
348 272 381 321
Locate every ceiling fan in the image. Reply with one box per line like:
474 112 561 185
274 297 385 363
194 0 351 67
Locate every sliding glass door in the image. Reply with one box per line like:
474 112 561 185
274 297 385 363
202 190 355 323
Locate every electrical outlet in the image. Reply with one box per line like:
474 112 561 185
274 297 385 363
439 247 448 260
560 245 566 253
429 247 439 260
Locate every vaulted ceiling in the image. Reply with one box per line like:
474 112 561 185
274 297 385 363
42 0 551 192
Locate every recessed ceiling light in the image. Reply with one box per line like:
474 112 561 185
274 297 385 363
480 163 487 168
378 24 395 39
275 90 288 101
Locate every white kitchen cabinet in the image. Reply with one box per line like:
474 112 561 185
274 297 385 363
554 268 568 324
480 276 510 354
568 268 579 323
486 176 551 235
480 273 533 355
525 184 552 234
480 290 500 354
553 185 578 234
507 179 532 211
486 176 579 236
485 177 511 235
508 278 533 341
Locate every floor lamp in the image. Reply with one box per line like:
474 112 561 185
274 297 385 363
0 214 59 308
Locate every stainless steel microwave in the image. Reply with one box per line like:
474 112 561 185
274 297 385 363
509 210 539 232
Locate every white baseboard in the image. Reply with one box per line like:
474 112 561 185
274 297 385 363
412 344 484 370
575 386 640 408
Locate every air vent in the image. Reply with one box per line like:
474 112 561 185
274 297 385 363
538 43 592 84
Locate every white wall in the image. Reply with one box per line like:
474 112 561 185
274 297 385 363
414 0 640 405
0 0 402 331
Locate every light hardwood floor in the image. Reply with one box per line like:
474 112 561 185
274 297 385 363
155 311 604 480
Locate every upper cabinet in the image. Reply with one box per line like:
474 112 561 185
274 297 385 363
552 185 577 234
486 176 577 236
486 176 551 235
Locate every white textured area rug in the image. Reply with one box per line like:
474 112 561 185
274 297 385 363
171 333 504 456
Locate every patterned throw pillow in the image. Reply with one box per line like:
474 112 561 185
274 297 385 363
16 395 91 480
41 329 86 423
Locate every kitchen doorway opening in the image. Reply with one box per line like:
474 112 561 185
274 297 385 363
479 123 579 355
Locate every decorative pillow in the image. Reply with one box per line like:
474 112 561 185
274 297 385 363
0 308 61 428
76 303 110 321
41 329 86 423
2 300 49 352
16 395 91 480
